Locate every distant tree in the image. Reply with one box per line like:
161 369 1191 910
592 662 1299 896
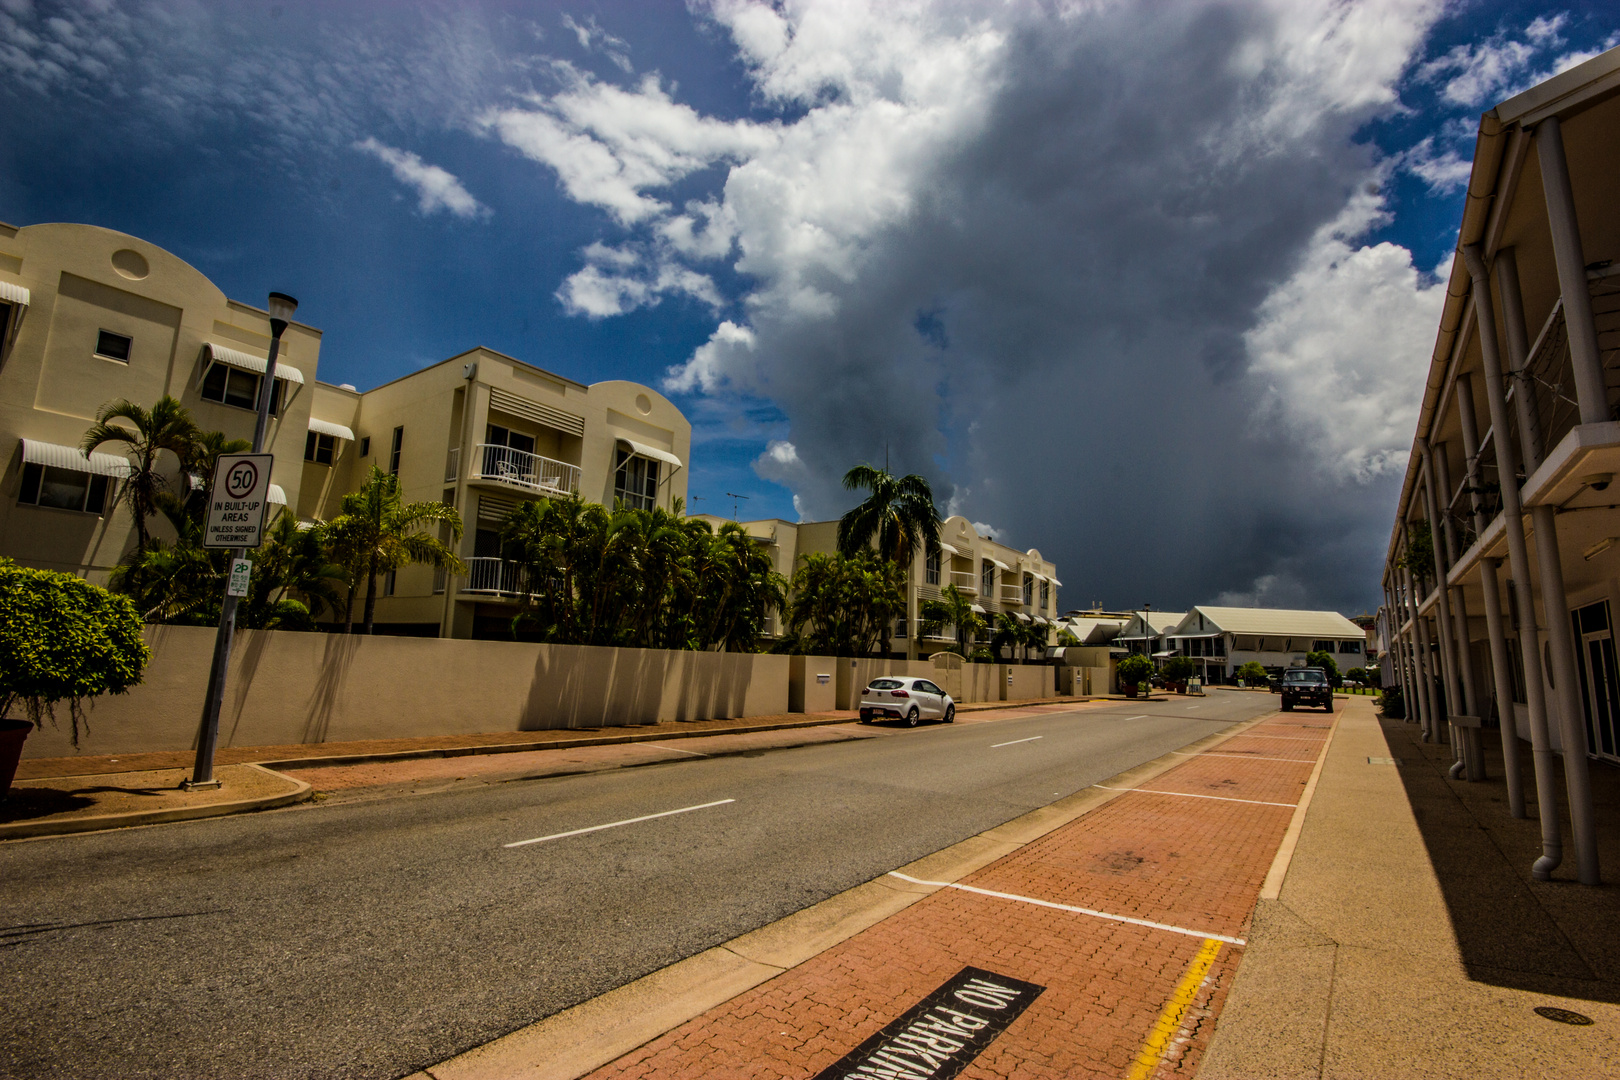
919 584 986 658
1237 661 1270 687
1118 654 1154 689
1162 655 1196 683
785 551 903 656
1306 650 1341 684
838 465 941 658
326 467 465 634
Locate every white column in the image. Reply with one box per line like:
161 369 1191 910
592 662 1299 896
1494 249 1544 470
1463 244 1563 879
1420 454 1462 746
1434 447 1480 719
1536 117 1609 426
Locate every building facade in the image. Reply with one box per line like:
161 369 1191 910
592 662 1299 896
1164 606 1366 685
1380 47 1620 886
0 222 689 640
700 513 1062 659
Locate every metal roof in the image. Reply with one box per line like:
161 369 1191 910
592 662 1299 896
20 439 134 478
1184 606 1364 638
203 342 305 385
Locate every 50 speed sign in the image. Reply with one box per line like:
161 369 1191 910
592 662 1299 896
204 453 275 549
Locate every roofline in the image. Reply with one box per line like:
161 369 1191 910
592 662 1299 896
352 345 593 397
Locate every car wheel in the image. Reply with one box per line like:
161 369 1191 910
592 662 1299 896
907 707 920 727
1281 701 1293 712
1326 700 1336 712
860 715 872 724
944 704 955 724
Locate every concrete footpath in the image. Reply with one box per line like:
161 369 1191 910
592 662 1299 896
1 697 1096 839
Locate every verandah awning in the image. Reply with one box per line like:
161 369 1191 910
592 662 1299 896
202 342 306 385
616 438 682 471
307 418 355 441
20 439 134 478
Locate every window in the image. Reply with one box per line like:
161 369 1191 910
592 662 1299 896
1507 638 1527 704
614 449 658 511
201 363 283 414
359 436 371 458
925 549 940 586
19 462 110 514
95 330 132 363
1023 574 1034 607
1040 580 1050 610
304 431 335 465
1312 640 1337 653
486 424 536 455
981 559 995 595
389 426 404 476
895 616 908 639
1339 640 1363 655
1214 635 1227 657
384 570 397 597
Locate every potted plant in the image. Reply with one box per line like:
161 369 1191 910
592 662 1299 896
1118 655 1154 698
0 559 149 797
1162 655 1196 693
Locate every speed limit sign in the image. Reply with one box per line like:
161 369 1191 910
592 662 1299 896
204 453 275 548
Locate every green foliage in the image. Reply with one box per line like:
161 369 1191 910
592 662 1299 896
1056 628 1080 648
967 647 995 663
919 584 987 658
837 465 941 657
1118 654 1155 687
326 467 466 634
1396 519 1436 583
1237 661 1270 687
1345 666 1370 686
1162 655 1196 682
1379 684 1406 719
0 558 149 746
502 493 787 652
82 395 201 553
1306 650 1341 683
785 550 904 657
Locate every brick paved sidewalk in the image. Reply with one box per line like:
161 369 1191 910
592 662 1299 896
584 708 1331 1080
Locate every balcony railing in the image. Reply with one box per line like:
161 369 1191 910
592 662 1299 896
948 571 978 593
470 444 580 497
1000 586 1024 605
445 446 460 483
461 556 531 597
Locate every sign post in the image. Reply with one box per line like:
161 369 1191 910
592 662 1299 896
184 292 297 790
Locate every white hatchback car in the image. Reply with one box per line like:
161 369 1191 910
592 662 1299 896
859 676 956 726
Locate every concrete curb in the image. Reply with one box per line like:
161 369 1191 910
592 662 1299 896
412 709 1282 1080
0 764 314 842
1259 708 1343 900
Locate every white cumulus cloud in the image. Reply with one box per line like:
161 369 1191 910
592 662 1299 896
354 138 489 219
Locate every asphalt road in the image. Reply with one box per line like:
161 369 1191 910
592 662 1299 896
0 692 1278 1080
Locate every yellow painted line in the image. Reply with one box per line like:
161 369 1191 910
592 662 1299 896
1124 937 1222 1080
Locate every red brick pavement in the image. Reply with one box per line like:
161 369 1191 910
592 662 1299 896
585 711 1330 1080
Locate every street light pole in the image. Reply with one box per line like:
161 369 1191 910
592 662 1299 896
184 292 298 790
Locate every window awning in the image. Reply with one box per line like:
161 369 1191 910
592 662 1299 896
970 603 986 613
616 438 682 470
267 484 287 506
20 439 133 478
1015 612 1031 622
0 281 30 306
937 541 962 557
1051 577 1063 587
990 557 1011 571
308 418 355 441
1153 650 1177 658
202 342 305 385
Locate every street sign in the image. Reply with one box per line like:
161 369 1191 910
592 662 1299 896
226 558 253 597
204 453 274 549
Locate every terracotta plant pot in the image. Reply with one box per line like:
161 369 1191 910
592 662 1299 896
1124 684 1139 698
0 719 32 800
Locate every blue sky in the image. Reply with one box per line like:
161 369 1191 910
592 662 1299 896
2 0 1615 612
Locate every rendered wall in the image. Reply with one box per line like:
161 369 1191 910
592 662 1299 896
1002 665 1050 701
835 658 939 709
789 655 838 714
24 625 790 758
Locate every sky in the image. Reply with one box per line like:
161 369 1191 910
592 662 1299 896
3 0 1616 616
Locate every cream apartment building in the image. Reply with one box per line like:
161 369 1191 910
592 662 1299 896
306 348 689 637
0 221 323 578
0 221 689 640
700 512 1062 659
1164 606 1366 685
1380 47 1620 885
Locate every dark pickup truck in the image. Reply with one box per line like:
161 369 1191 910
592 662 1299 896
1280 667 1334 712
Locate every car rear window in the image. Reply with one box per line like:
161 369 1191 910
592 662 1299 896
868 679 904 690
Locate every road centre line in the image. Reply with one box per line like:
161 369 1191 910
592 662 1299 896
991 736 1044 748
1122 715 1148 721
1172 751 1313 763
504 799 735 849
643 744 708 757
1093 785 1297 808
887 872 1245 945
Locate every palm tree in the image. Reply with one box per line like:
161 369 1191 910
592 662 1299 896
919 584 985 657
326 467 466 634
837 465 941 658
81 396 200 552
241 515 347 627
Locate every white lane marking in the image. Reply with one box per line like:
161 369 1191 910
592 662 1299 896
1184 706 1200 710
1122 715 1148 721
992 736 1044 748
643 744 707 757
887 872 1245 946
1171 751 1312 763
1094 785 1296 808
1230 734 1325 742
504 799 735 848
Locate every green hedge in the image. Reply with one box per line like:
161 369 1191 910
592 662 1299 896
0 559 149 746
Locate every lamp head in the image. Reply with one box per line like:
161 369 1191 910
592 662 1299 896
267 292 299 336
1580 472 1613 492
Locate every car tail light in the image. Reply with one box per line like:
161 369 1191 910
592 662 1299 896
890 689 910 697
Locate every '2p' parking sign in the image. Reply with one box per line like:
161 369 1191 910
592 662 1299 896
204 453 275 549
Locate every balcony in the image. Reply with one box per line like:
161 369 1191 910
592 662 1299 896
460 556 531 597
469 444 580 497
1000 585 1024 605
948 571 978 593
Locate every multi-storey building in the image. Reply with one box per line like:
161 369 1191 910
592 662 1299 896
1163 606 1366 685
0 221 689 639
699 512 1062 659
1380 46 1619 885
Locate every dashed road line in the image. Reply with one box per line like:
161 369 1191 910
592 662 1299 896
885 872 1246 945
642 744 708 757
991 736 1044 748
504 799 735 849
